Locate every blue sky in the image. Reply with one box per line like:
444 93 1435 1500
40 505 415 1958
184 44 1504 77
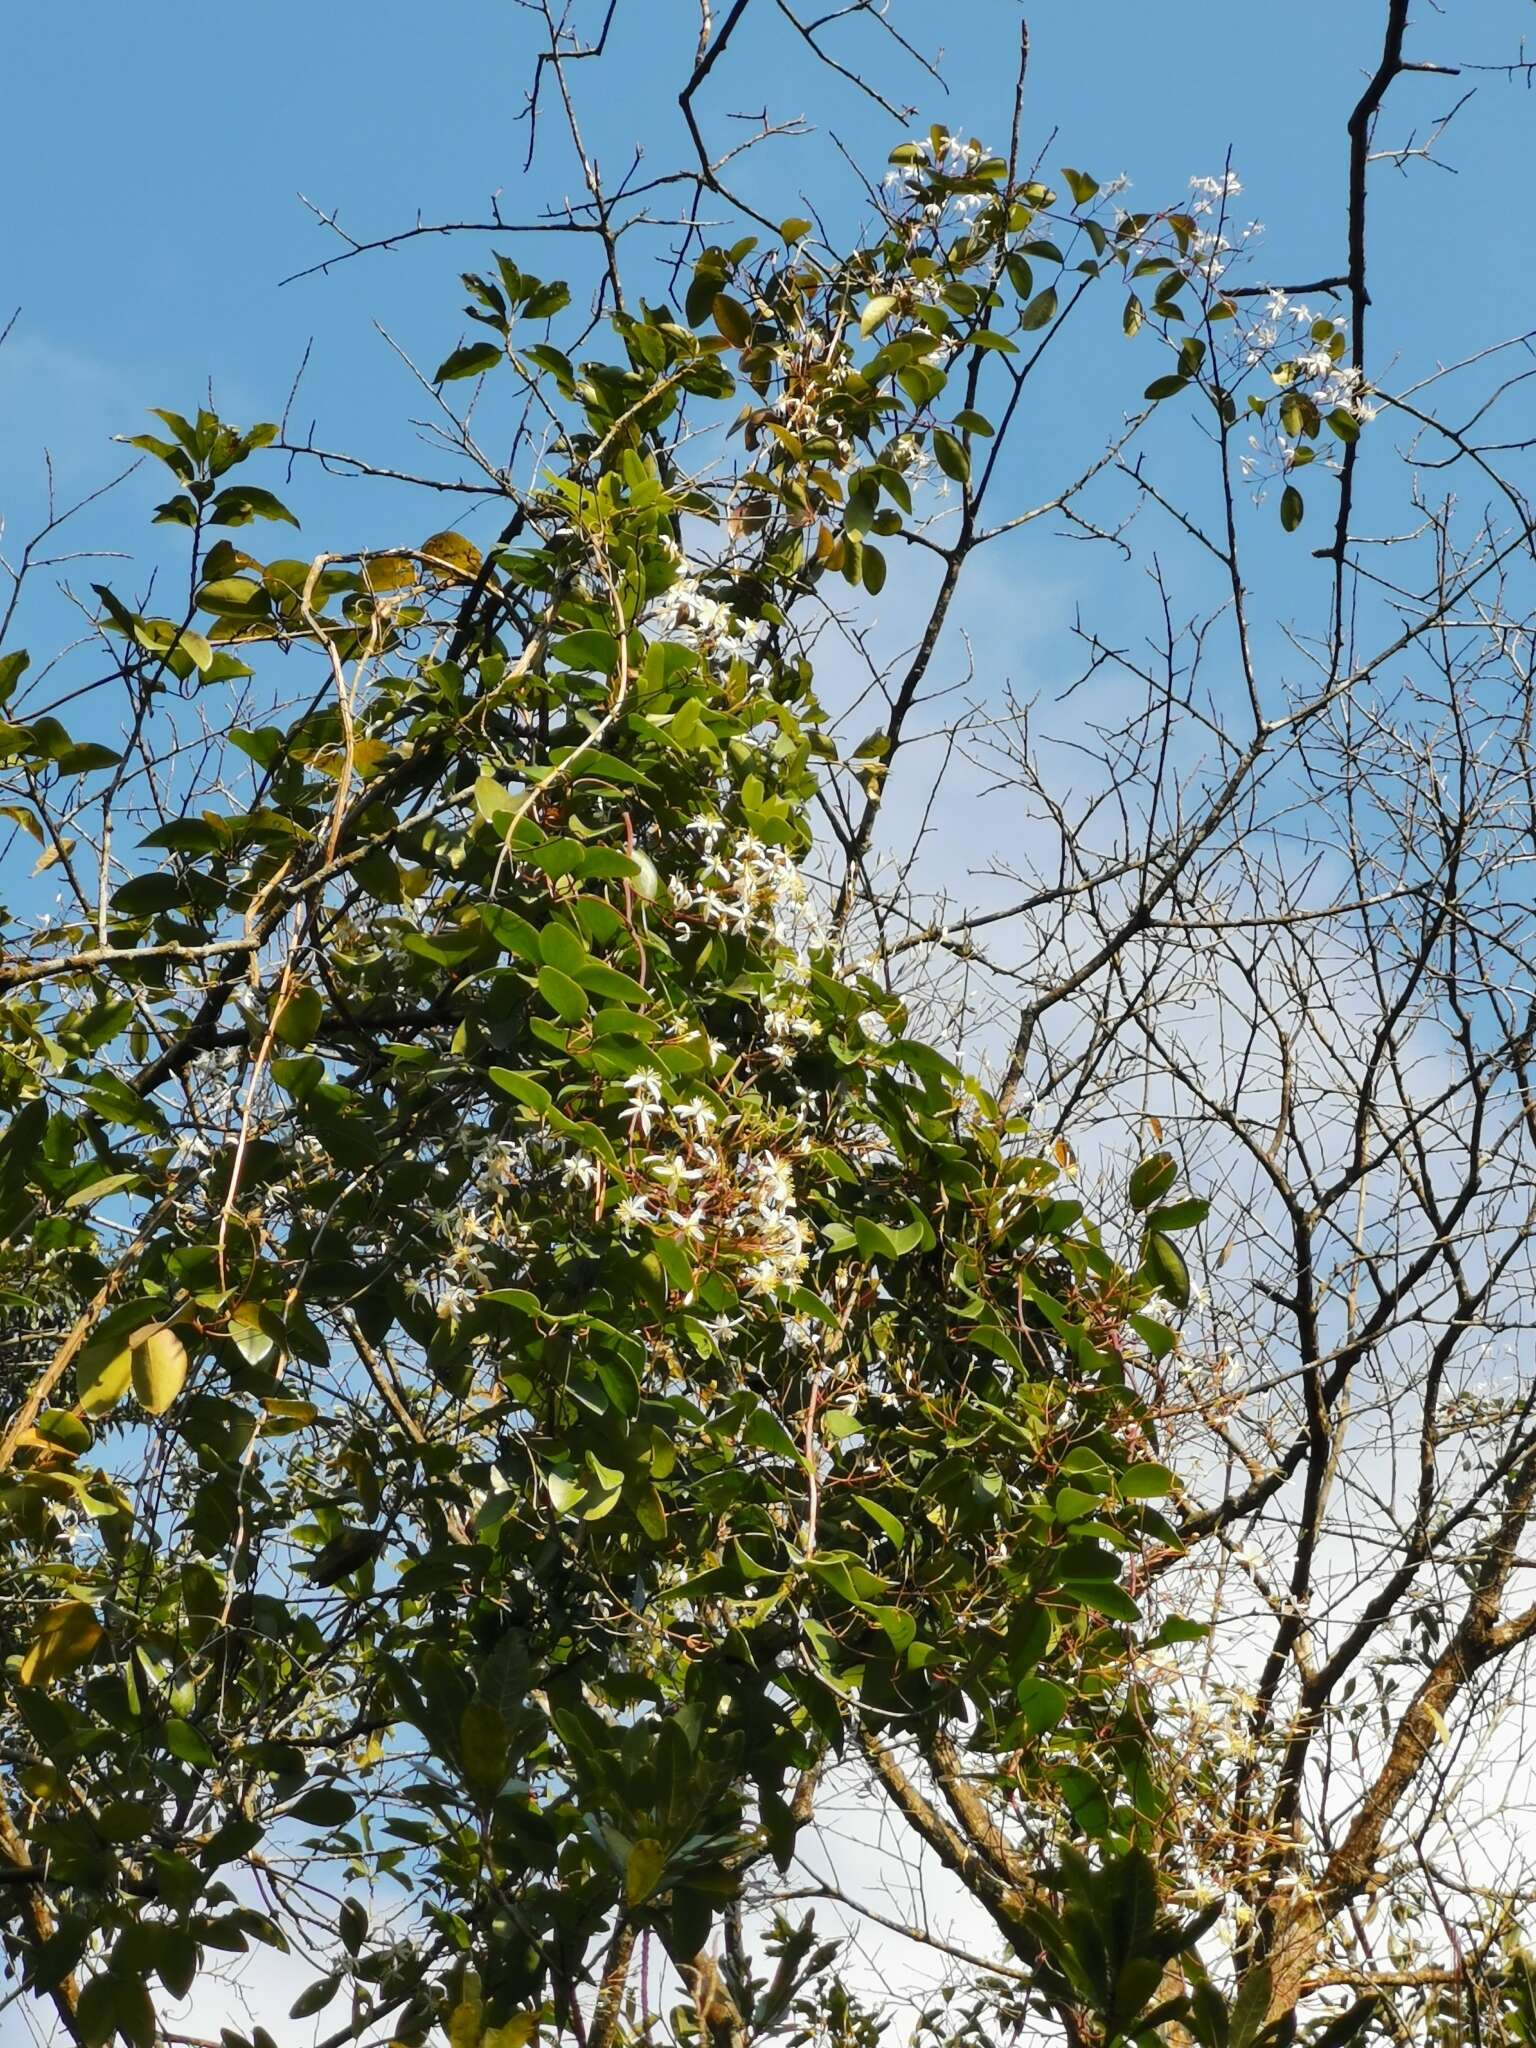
6 0 1534 1055
6 1 1531 534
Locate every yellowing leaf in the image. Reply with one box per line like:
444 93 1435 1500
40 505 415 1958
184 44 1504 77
274 984 323 1048
130 1324 189 1415
364 552 418 592
20 1601 103 1688
78 1341 133 1416
0 803 43 842
460 1699 510 1797
448 1974 484 2048
860 294 899 338
32 838 73 875
483 2018 537 2048
179 628 214 673
625 1836 668 1905
547 1472 587 1515
420 531 483 584
228 1304 277 1366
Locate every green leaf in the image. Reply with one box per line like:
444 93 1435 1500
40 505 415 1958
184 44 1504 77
0 649 29 707
481 904 542 960
63 1171 142 1211
539 920 590 975
855 1495 905 1545
20 1602 103 1688
1061 1578 1139 1622
1228 1966 1273 2048
713 295 752 346
164 1717 215 1767
1141 1231 1191 1310
931 430 970 485
1120 1463 1174 1499
1153 1615 1209 1646
436 342 504 382
876 1606 916 1653
552 629 618 672
211 485 299 528
289 1785 357 1825
1281 483 1305 532
490 1068 553 1114
547 1471 587 1515
1146 1196 1208 1233
303 1527 386 1588
289 1972 344 2020
1019 286 1058 331
338 1898 369 1957
536 965 588 1022
76 1975 142 2048
744 1408 802 1460
198 575 269 616
1128 1152 1178 1210
861 294 899 338
1014 1675 1068 1736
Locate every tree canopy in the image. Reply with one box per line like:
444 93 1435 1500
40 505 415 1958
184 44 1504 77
5 6 1536 2048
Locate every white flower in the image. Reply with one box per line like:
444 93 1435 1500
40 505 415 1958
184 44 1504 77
615 1193 655 1231
750 1154 796 1207
1188 171 1242 207
620 1067 666 1139
436 1282 476 1326
667 1203 710 1244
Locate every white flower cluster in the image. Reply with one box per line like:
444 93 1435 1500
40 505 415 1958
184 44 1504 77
403 1195 497 1327
1181 171 1262 284
882 132 993 226
646 567 771 683
1238 292 1377 434
396 1128 551 1328
1292 351 1378 424
752 343 858 469
1242 285 1318 363
670 814 828 957
882 431 932 482
609 1080 812 1303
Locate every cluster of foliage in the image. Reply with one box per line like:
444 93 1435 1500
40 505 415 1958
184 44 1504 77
0 126 1237 2048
